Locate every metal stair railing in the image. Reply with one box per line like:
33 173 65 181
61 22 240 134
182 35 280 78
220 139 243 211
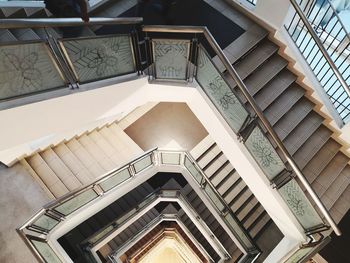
19 149 260 263
285 0 350 123
142 24 340 239
0 17 143 107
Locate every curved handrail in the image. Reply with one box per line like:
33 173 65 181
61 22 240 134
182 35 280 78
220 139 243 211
143 25 341 236
0 17 143 29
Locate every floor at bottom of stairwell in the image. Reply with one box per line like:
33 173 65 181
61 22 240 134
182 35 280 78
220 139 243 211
124 102 208 151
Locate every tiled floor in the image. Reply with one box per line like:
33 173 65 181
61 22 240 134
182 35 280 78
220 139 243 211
125 102 208 151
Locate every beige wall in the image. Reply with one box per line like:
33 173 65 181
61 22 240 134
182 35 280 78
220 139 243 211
0 78 149 164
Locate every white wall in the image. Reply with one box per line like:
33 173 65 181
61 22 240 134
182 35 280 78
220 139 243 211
0 77 149 164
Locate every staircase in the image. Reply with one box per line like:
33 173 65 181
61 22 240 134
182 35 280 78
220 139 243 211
59 174 235 263
215 24 350 224
0 0 134 42
21 122 143 199
190 135 282 261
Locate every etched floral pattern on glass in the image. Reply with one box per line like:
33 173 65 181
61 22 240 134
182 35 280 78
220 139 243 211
153 39 189 80
61 35 135 82
279 180 324 230
196 47 249 133
0 42 65 100
245 126 285 180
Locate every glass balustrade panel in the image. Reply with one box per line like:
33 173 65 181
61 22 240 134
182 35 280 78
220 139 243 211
204 184 225 212
0 42 65 100
54 188 98 216
196 46 249 133
99 168 131 192
152 39 190 80
88 225 115 245
184 156 203 184
32 214 60 232
30 239 61 263
161 152 181 165
278 179 324 230
244 126 285 180
224 213 254 250
60 35 135 83
133 154 153 173
283 246 313 263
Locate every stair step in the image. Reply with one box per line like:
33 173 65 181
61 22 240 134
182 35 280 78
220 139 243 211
236 196 259 221
254 69 297 110
88 130 121 166
24 7 49 17
283 111 324 155
249 211 271 238
10 28 40 41
98 127 130 164
312 152 349 196
0 29 17 42
65 138 105 178
242 204 264 229
78 134 115 171
203 152 226 177
264 84 305 126
108 123 143 158
220 24 268 66
223 178 246 204
26 153 68 198
210 162 235 187
190 135 215 160
237 54 288 104
237 197 259 221
320 164 350 209
1 7 26 18
273 98 315 140
233 39 279 81
230 188 253 212
228 185 249 207
217 170 241 196
196 144 222 169
53 144 95 185
330 182 350 223
302 138 341 183
230 248 243 263
292 125 332 170
33 27 62 39
40 148 81 191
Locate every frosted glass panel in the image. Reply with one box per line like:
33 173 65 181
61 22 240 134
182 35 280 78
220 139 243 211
196 47 249 133
245 126 285 180
61 35 135 82
184 156 202 184
0 42 65 100
153 39 189 80
204 184 225 212
279 180 324 230
133 155 153 173
100 168 131 192
284 247 313 263
161 152 181 165
32 214 59 231
31 239 61 263
54 189 98 216
224 213 254 250
89 225 114 245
